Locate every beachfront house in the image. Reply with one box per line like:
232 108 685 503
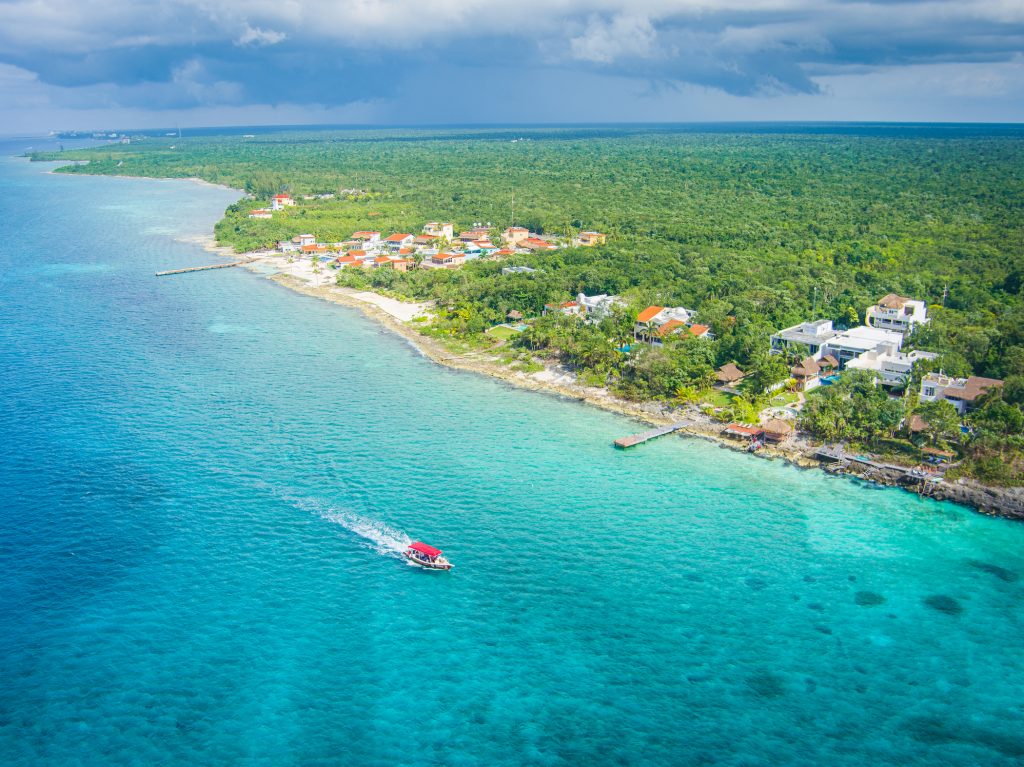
821 326 905 368
577 293 625 322
715 363 745 388
866 294 929 336
576 231 607 247
248 209 273 219
769 319 837 359
423 222 455 239
271 194 295 210
277 240 300 253
634 306 695 344
919 374 1004 414
845 345 938 388
295 234 317 247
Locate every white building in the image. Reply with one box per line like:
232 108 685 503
845 344 937 388
270 194 296 210
577 293 625 322
423 222 455 239
769 319 837 359
866 294 929 335
248 209 272 220
295 234 317 247
822 326 905 368
919 374 1004 414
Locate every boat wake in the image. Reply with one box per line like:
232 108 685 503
283 494 411 558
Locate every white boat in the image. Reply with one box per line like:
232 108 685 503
403 542 453 570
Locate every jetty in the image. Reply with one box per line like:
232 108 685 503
155 261 249 276
614 422 690 449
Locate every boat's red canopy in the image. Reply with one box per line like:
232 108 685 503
408 542 442 557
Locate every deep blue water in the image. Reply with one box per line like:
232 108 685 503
2 140 1024 766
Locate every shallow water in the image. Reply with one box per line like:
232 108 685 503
2 141 1023 766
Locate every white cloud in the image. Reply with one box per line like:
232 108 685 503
570 14 661 64
236 25 287 47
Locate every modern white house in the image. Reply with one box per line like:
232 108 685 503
866 294 929 335
577 293 625 322
845 344 937 388
769 319 837 359
423 222 455 239
919 373 1004 414
821 326 905 368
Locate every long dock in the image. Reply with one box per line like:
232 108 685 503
155 261 248 276
614 422 689 449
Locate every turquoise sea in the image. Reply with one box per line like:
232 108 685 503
2 137 1024 766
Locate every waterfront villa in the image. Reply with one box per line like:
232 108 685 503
919 374 1004 414
822 326 905 368
770 319 837 358
715 363 745 387
248 209 272 219
866 294 929 335
634 305 695 344
296 234 317 247
845 345 938 388
576 231 607 247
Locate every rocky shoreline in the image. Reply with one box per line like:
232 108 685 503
252 270 1024 521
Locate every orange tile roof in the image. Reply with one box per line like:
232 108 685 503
349 249 366 257
637 306 663 323
385 233 411 242
688 324 710 336
657 318 685 336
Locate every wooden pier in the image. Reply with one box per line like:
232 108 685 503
155 261 248 276
614 422 689 449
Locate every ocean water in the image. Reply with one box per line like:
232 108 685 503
2 140 1024 767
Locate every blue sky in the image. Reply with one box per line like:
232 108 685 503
1 0 1022 131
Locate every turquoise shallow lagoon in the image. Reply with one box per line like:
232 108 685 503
1 140 1023 766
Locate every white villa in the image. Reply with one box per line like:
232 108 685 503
866 294 929 336
823 326 905 368
577 293 625 322
271 194 296 210
423 222 454 239
769 319 837 358
919 374 1004 414
846 344 937 388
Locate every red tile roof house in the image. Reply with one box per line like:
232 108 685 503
429 252 466 269
248 209 273 219
519 237 558 252
543 301 582 317
351 231 381 242
333 254 360 268
633 305 695 344
301 244 331 255
503 226 531 245
384 233 414 250
270 193 296 210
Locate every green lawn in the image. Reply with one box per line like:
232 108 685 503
702 390 734 408
770 392 800 406
486 325 521 341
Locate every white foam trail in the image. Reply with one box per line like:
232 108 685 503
282 494 411 557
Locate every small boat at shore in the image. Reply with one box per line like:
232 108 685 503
403 542 453 570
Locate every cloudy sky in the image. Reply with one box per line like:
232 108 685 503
1 0 1022 132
